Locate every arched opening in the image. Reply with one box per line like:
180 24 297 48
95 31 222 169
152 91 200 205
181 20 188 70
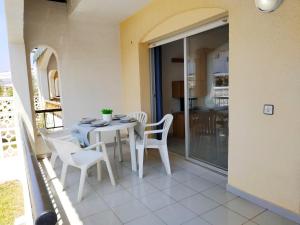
30 46 63 131
48 70 60 100
54 72 60 98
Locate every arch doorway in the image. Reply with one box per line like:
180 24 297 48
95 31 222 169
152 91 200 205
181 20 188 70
30 46 63 130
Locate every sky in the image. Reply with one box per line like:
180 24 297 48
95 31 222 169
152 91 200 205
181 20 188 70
0 0 10 73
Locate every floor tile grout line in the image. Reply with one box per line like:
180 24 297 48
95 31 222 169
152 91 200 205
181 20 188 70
196 204 254 225
248 208 268 223
138 191 177 212
81 208 123 224
220 196 268 220
161 186 199 202
199 186 239 204
179 215 214 225
123 210 167 225
176 197 221 217
95 189 151 224
58 148 296 225
58 146 233 225
85 180 229 225
152 201 199 225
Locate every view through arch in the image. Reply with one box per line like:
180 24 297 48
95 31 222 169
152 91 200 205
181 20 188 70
30 47 63 131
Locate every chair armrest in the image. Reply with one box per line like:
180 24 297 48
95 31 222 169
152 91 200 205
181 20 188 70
85 142 109 157
145 123 158 127
145 118 164 127
144 129 164 136
84 142 108 153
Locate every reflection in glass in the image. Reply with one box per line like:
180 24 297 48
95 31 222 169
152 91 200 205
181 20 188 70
187 25 229 170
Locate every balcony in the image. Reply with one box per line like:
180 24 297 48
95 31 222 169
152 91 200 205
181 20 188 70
2 0 300 224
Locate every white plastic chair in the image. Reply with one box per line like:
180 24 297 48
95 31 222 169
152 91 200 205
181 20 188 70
49 138 116 201
113 112 148 160
136 114 173 178
39 128 79 167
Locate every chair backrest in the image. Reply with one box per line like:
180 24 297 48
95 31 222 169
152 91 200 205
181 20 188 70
161 114 173 142
191 110 217 136
129 112 147 124
129 112 148 138
48 138 80 165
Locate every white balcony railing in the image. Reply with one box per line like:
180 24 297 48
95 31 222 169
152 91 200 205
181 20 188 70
0 97 17 158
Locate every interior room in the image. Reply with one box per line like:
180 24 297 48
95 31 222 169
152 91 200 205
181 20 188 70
153 24 229 171
187 24 229 170
161 39 185 156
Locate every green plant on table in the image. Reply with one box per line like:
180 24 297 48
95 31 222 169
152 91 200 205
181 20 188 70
101 108 113 115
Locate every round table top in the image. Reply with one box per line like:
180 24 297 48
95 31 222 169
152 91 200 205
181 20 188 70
92 120 137 132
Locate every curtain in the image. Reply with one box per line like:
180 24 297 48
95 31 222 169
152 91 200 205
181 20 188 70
154 46 163 139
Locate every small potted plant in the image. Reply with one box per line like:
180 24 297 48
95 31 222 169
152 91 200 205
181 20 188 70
101 108 113 122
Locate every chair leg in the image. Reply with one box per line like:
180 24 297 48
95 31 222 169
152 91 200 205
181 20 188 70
61 163 68 188
104 157 116 186
113 136 117 158
138 147 145 178
97 161 102 181
50 152 58 167
78 167 87 202
116 130 123 162
159 146 171 175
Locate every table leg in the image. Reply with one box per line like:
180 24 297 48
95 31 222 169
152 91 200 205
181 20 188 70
116 130 123 162
95 132 102 180
128 127 137 171
96 132 101 151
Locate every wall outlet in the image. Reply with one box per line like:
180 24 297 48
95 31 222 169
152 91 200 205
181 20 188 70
263 104 274 115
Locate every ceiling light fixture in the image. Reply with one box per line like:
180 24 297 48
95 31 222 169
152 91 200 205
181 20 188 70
255 0 283 12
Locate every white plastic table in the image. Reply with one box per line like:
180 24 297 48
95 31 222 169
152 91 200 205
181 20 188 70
92 120 138 172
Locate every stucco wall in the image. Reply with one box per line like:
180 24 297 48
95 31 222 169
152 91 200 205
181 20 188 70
24 0 123 150
4 0 35 148
120 0 300 214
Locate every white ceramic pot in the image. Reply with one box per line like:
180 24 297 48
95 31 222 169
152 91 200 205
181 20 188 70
102 114 112 122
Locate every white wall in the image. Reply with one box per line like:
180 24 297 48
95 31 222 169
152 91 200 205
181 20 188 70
24 0 123 154
8 43 35 139
0 0 10 72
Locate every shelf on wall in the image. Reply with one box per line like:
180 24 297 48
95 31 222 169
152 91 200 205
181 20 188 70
214 96 229 99
214 86 229 89
213 72 229 77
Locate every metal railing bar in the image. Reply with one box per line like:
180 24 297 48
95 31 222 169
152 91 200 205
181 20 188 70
20 119 57 225
35 108 62 113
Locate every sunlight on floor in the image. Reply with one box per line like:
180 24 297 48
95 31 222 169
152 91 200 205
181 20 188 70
40 144 299 225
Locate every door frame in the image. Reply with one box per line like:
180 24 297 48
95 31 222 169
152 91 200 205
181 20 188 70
149 18 229 175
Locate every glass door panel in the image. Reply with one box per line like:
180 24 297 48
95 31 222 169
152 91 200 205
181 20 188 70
186 25 229 171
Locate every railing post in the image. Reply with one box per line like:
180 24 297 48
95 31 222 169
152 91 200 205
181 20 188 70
35 108 63 130
0 97 18 158
52 112 55 128
0 131 3 159
43 112 46 129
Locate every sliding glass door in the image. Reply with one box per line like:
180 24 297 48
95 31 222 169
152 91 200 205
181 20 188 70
185 25 229 171
150 20 229 172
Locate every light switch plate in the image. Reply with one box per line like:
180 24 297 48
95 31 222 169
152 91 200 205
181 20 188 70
263 104 274 115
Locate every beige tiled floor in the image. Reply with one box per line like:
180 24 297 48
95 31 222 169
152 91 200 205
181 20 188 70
51 145 299 225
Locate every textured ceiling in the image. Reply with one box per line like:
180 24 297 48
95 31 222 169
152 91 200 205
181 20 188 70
70 0 151 24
